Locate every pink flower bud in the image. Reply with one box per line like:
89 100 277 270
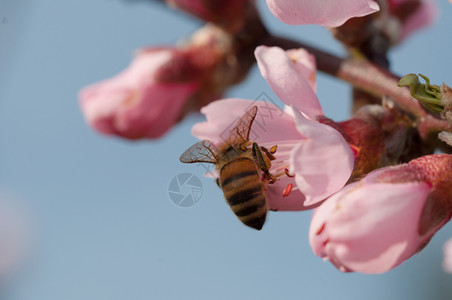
79 48 199 139
80 25 255 140
310 154 452 273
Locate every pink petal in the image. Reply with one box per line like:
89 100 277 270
114 82 197 138
290 108 354 205
310 181 431 274
80 84 131 134
286 48 317 92
266 0 380 27
192 98 301 146
255 46 323 118
267 177 309 211
268 178 324 211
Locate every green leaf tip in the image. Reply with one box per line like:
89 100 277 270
398 73 444 114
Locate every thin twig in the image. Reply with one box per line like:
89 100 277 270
262 35 452 139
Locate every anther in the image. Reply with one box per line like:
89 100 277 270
270 145 278 154
282 183 293 197
284 168 295 178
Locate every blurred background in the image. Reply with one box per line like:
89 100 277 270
1 0 452 299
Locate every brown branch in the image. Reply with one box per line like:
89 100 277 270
337 58 425 117
420 115 452 138
261 35 452 139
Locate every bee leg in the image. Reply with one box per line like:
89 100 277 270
260 146 276 161
252 142 270 171
252 142 277 182
240 140 252 151
284 168 295 178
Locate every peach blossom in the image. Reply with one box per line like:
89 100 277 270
79 48 198 139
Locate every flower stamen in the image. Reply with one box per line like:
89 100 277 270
284 168 295 178
270 145 278 154
282 183 293 197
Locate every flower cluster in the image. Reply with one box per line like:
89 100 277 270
79 3 263 139
79 0 452 275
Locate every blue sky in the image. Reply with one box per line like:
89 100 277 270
1 0 452 299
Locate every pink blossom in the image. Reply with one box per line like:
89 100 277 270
310 154 452 274
79 48 198 139
266 0 380 27
191 46 354 210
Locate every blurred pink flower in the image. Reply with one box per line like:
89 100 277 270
310 154 452 274
192 46 354 210
266 0 380 27
0 196 29 281
79 48 199 139
443 238 452 273
165 0 251 32
166 0 209 19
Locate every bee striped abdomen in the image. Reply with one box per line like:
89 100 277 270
220 157 268 230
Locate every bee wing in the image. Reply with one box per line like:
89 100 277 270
180 140 218 164
228 105 258 144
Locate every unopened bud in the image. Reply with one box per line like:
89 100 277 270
79 24 255 140
310 154 452 274
398 73 451 114
79 47 200 139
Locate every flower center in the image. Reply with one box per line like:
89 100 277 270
259 140 299 197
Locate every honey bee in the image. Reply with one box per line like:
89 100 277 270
180 106 276 230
